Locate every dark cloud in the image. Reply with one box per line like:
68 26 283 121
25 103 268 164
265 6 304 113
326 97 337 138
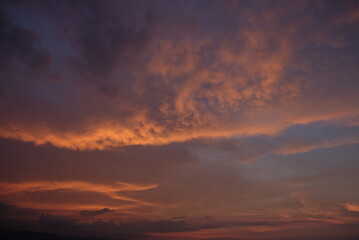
0 230 108 240
42 0 156 95
0 203 196 239
0 7 50 76
171 216 186 220
0 0 357 149
0 202 39 220
80 208 114 217
1 199 359 240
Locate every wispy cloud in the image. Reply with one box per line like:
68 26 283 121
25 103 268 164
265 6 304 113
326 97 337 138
0 181 158 210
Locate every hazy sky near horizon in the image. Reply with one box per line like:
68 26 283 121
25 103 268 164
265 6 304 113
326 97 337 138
1 1 359 240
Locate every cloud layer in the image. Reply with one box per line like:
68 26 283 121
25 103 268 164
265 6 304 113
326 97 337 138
1 1 359 240
0 0 358 149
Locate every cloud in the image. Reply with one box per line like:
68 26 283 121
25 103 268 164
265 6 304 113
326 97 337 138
0 202 39 220
345 203 359 212
0 230 108 240
171 216 187 220
0 0 357 149
0 6 51 76
0 181 157 195
190 122 359 163
0 1 359 239
1 205 323 239
0 180 159 211
0 131 358 238
79 208 114 217
0 202 197 239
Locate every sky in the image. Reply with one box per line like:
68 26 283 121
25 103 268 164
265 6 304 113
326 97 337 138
0 0 359 239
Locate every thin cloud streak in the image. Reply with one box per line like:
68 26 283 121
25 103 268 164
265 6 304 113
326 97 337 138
0 181 159 210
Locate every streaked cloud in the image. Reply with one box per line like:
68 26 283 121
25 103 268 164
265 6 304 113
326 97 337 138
0 180 158 211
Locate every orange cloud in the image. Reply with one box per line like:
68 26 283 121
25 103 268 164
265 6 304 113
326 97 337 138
0 0 357 151
345 203 359 212
0 181 159 210
0 99 357 150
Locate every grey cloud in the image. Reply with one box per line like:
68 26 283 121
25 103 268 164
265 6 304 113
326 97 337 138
0 7 50 76
56 1 155 95
0 0 358 149
9 0 157 95
0 204 198 239
0 230 108 240
171 216 186 220
1 199 359 240
191 122 359 163
80 208 114 217
0 202 39 219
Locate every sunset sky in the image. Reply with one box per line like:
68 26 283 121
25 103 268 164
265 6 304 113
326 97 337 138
1 0 359 239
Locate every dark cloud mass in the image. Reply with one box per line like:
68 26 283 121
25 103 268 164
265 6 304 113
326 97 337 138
0 0 358 240
0 7 50 76
0 0 357 149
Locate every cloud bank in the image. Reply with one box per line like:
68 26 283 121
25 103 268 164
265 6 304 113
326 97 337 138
0 0 358 149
